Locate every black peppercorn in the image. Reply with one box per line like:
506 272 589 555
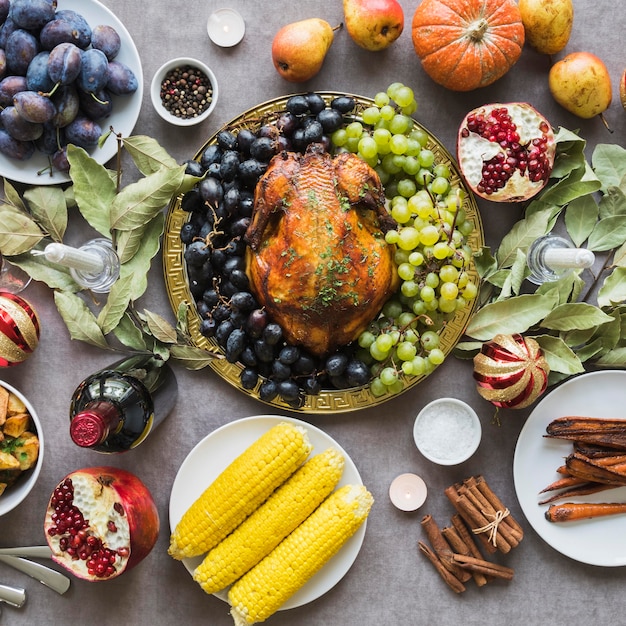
159 65 213 119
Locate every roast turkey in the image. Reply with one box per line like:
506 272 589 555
244 143 398 357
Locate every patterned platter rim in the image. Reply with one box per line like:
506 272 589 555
163 91 484 414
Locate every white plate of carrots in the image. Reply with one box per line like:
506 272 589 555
513 370 626 566
169 415 367 608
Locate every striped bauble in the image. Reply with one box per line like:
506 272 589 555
0 292 40 367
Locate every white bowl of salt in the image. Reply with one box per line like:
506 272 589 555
413 398 481 465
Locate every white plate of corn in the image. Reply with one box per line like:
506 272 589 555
169 415 368 612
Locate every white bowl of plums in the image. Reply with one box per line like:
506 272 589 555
0 380 43 517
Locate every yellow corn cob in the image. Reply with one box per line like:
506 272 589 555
193 447 345 594
169 422 312 560
228 483 374 626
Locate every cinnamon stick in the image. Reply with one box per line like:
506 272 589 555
444 486 502 553
452 554 514 581
474 475 524 542
442 525 488 587
418 541 466 593
420 514 471 582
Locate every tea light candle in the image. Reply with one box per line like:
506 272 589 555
207 9 245 47
527 234 595 285
389 473 427 512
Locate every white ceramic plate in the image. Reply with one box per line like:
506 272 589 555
169 415 367 609
513 370 626 566
0 0 143 185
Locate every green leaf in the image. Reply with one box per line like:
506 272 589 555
8 253 80 291
115 227 145 264
112 312 147 351
534 334 585 374
144 310 177 343
554 126 586 150
598 186 626 218
122 135 179 175
68 144 117 237
169 344 218 370
613 241 626 267
118 212 164 300
562 327 596 348
564 194 598 247
23 185 68 242
473 246 497 279
550 151 586 179
598 267 626 307
109 165 186 231
596 347 626 367
97 274 135 334
587 215 626 251
542 302 613 331
53 291 109 349
574 337 606 363
536 163 601 207
0 205 44 255
592 143 626 192
3 179 27 211
465 293 558 340
496 209 552 268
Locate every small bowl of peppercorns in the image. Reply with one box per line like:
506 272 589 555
150 57 218 126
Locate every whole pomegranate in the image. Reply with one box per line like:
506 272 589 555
457 102 556 202
44 467 159 581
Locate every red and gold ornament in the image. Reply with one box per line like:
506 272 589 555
473 333 549 409
0 291 40 367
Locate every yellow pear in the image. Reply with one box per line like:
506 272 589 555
548 52 612 120
271 19 336 83
519 0 573 56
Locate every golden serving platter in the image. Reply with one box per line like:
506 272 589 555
163 92 484 413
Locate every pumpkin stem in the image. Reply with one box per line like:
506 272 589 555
467 18 489 42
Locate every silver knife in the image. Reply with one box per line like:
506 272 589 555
0 555 70 595
0 582 26 607
0 546 52 559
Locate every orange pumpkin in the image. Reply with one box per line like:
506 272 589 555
411 0 525 91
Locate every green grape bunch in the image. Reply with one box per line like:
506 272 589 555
331 82 478 397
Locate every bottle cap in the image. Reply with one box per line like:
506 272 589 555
70 401 121 448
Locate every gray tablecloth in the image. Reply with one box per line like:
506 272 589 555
2 1 626 624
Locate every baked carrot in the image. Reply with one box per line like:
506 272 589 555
538 482 615 505
565 453 626 485
545 417 626 450
545 502 626 522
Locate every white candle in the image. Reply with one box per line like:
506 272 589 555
389 473 427 512
207 9 245 47
544 247 595 270
38 243 105 274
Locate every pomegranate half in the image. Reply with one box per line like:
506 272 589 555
44 466 159 581
457 102 556 202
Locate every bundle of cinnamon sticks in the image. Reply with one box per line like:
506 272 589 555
418 475 523 593
540 416 626 523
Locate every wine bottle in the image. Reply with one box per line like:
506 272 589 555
69 354 178 453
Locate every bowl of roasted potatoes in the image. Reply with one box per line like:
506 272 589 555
0 380 42 516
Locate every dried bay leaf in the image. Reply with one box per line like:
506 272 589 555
465 293 558 340
112 313 147 351
109 165 186 231
596 347 626 367
564 194 598 247
67 144 116 237
8 253 79 291
97 274 135 335
144 310 177 344
0 206 44 255
592 143 626 192
169 344 219 370
598 267 626 308
542 303 613 331
587 216 626 251
122 135 179 175
54 291 108 349
23 185 68 242
534 334 585 375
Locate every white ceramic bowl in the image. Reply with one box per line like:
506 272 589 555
0 380 44 516
413 397 481 466
150 57 218 127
